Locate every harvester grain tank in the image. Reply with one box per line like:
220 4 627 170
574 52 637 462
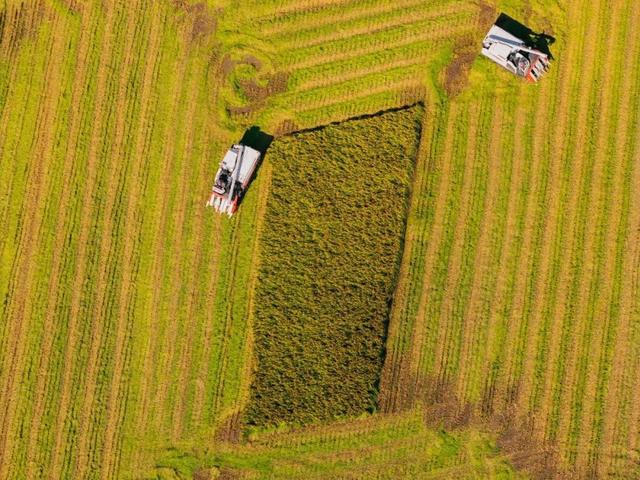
481 15 551 82
206 144 261 216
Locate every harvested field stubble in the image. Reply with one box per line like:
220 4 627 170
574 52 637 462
379 0 640 477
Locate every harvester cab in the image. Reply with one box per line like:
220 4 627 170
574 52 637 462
481 14 552 82
206 143 261 216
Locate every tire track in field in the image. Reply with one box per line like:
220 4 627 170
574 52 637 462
47 2 122 477
0 11 66 475
510 0 590 424
535 1 607 450
207 206 256 420
500 77 561 415
0 10 35 238
238 163 274 412
432 97 488 388
502 12 575 420
70 3 144 475
170 54 212 440
475 96 528 413
190 211 223 426
212 161 274 426
98 6 164 479
180 87 226 428
402 103 458 403
132 34 189 440
505 72 574 420
0 3 42 141
613 24 640 468
0 10 56 365
85 4 154 468
26 5 103 475
178 47 228 432
378 106 436 412
599 3 640 473
560 0 628 470
455 98 504 401
206 166 268 421
404 104 468 395
10 14 87 478
124 30 188 470
27 7 95 478
151 61 201 439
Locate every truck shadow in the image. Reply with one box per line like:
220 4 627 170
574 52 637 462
240 126 274 156
495 12 556 59
236 126 274 212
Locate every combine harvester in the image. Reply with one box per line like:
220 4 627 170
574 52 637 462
206 144 261 216
481 14 551 82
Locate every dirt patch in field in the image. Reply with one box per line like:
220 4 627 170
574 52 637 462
227 71 289 119
241 55 262 70
477 1 496 29
193 469 214 480
194 467 246 480
222 52 288 120
221 54 236 76
238 72 288 103
443 37 478 97
0 1 46 55
273 119 299 136
416 376 476 430
217 468 245 480
173 1 217 42
214 411 242 444
393 374 565 479
492 408 566 480
221 55 263 79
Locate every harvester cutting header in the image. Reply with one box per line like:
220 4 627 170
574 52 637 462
481 13 552 82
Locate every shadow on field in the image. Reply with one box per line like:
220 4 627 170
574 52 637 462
240 126 273 156
495 13 556 59
236 126 273 212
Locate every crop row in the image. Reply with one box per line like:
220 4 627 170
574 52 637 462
0 1 263 478
266 1 473 50
159 410 523 478
280 11 474 69
379 0 640 475
252 0 454 34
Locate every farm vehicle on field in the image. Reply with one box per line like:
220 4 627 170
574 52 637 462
206 144 261 216
206 127 273 216
481 13 554 82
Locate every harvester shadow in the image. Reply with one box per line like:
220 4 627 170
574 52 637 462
235 126 274 213
495 12 556 59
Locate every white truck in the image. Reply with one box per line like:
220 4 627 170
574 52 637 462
481 19 550 82
206 144 261 216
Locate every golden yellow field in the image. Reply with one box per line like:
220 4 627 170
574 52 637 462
1 0 639 478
